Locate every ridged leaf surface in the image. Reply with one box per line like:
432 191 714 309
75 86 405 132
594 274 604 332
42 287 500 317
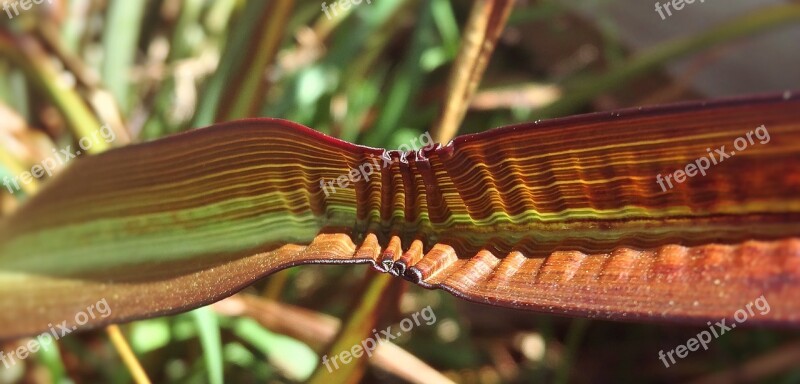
1 93 799 338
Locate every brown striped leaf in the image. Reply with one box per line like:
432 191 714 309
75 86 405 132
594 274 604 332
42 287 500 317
1 93 799 339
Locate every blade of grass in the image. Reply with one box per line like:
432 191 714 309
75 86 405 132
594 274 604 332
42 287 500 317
430 0 460 57
193 0 268 127
35 340 67 384
101 0 146 114
0 65 30 120
217 0 295 120
58 0 89 53
361 1 437 147
167 0 206 62
106 325 151 384
229 317 318 381
35 24 131 145
0 32 107 151
204 0 238 36
191 306 224 384
307 271 398 384
430 0 514 143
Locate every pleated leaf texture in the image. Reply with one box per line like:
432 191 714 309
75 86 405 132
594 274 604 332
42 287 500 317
2 93 800 339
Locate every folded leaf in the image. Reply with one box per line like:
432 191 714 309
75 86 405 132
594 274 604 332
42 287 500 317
2 93 799 339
